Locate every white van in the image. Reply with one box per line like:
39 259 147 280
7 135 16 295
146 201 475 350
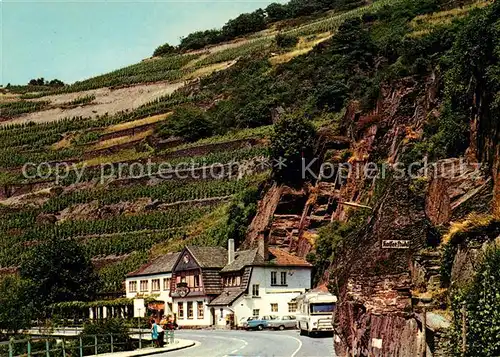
295 291 337 336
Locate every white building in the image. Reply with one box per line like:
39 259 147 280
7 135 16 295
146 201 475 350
125 252 180 318
208 246 312 328
124 241 312 328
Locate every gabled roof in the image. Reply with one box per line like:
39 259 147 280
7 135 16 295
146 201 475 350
209 267 253 306
127 252 181 277
209 287 246 306
267 248 312 267
221 249 265 272
185 246 228 268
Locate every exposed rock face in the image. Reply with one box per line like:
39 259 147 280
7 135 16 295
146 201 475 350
425 158 489 225
57 198 152 222
335 274 420 357
245 183 282 249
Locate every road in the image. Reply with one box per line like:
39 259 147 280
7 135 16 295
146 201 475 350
159 329 335 357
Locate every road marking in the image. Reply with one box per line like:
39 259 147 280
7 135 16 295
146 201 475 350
183 334 248 357
222 338 248 357
287 335 303 357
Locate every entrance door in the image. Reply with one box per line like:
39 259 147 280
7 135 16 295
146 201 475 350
210 308 216 325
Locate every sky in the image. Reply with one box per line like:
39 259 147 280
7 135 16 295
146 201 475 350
1 0 285 86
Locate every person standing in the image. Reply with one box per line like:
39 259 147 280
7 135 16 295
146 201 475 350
150 319 159 347
158 315 167 347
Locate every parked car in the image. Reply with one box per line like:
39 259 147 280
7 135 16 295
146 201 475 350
267 315 297 330
239 317 255 329
246 315 278 330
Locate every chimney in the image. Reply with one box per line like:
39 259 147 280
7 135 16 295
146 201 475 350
257 231 269 261
228 239 235 264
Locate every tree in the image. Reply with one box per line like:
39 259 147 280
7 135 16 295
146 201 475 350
157 105 213 142
222 9 267 39
179 29 224 51
153 43 176 57
48 79 65 87
20 237 97 315
29 78 45 86
270 112 317 183
0 276 34 335
265 3 289 22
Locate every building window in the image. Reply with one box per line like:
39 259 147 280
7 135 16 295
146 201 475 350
252 284 259 297
280 272 287 286
194 275 200 287
140 280 148 292
152 279 160 291
271 303 278 312
271 271 277 285
288 302 297 313
197 301 204 319
252 309 260 317
163 278 171 291
128 281 137 293
177 302 184 319
187 302 194 319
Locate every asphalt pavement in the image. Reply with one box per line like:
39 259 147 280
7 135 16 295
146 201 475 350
155 329 335 357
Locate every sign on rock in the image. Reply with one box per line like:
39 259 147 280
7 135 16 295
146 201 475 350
382 240 410 249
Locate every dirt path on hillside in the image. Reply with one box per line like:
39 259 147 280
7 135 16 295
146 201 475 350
0 81 185 127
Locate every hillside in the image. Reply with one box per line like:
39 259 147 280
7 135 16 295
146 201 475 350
1 0 500 355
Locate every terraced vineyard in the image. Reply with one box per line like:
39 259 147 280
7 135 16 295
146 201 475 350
0 94 270 290
20 54 201 98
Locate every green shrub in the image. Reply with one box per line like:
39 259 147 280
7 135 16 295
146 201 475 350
157 105 213 142
450 246 500 356
275 33 299 48
153 43 176 57
82 319 131 354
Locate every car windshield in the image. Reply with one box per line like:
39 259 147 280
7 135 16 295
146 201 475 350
310 303 335 314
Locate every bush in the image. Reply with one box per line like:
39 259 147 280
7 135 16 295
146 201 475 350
226 187 259 247
236 101 273 128
311 220 355 286
313 81 348 112
82 319 131 354
276 33 299 48
450 246 500 356
153 43 176 57
157 105 213 142
0 276 34 335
